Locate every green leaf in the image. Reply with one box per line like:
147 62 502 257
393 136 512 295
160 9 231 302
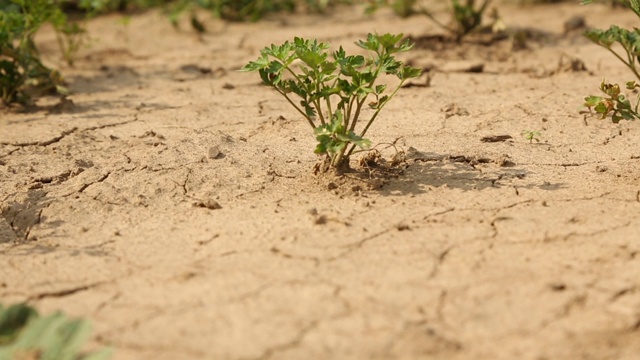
301 100 317 119
239 55 270 72
594 102 609 114
584 95 603 107
398 66 422 80
355 33 380 52
376 33 404 52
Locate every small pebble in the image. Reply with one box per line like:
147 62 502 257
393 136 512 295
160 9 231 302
208 146 222 159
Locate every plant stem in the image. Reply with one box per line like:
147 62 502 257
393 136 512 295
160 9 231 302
348 99 365 133
326 95 334 123
607 47 640 81
417 6 455 37
344 80 406 159
277 89 317 128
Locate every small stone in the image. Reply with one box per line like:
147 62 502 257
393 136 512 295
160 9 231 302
194 200 222 210
564 15 586 33
208 146 222 159
314 215 328 225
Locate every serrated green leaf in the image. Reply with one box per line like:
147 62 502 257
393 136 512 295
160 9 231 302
375 84 387 94
301 100 317 119
355 33 380 52
376 33 404 52
398 66 422 80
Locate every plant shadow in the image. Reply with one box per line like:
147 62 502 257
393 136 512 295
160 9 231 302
374 150 565 196
1 189 60 242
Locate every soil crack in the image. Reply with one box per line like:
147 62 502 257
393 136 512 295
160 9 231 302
26 281 105 301
0 127 78 147
249 321 319 360
78 171 112 193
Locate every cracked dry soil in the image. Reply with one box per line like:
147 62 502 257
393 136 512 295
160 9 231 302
1 2 640 359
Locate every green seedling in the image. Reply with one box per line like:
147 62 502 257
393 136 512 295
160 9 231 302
521 129 542 143
582 0 640 121
241 33 421 173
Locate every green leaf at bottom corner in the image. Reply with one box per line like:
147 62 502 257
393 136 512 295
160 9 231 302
0 303 38 344
0 304 111 360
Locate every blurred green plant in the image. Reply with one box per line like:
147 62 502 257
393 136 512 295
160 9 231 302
241 33 421 173
0 302 111 360
0 0 73 106
366 0 417 17
165 0 354 31
76 0 355 32
367 0 491 41
582 0 640 121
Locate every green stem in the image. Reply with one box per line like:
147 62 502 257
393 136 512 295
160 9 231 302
313 98 326 125
417 6 455 37
280 64 320 127
607 47 640 81
276 88 317 129
348 98 365 133
343 96 356 132
344 80 406 159
326 95 334 123
314 72 326 125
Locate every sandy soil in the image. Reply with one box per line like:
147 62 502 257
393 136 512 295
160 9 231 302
1 1 640 359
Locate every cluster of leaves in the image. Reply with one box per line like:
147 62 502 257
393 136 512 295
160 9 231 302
241 33 421 172
367 0 491 41
582 0 640 121
0 0 76 106
585 81 640 122
0 302 111 360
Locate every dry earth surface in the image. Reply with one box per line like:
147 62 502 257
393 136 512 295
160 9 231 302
1 1 640 359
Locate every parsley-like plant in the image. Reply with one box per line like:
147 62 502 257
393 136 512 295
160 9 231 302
241 33 421 173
